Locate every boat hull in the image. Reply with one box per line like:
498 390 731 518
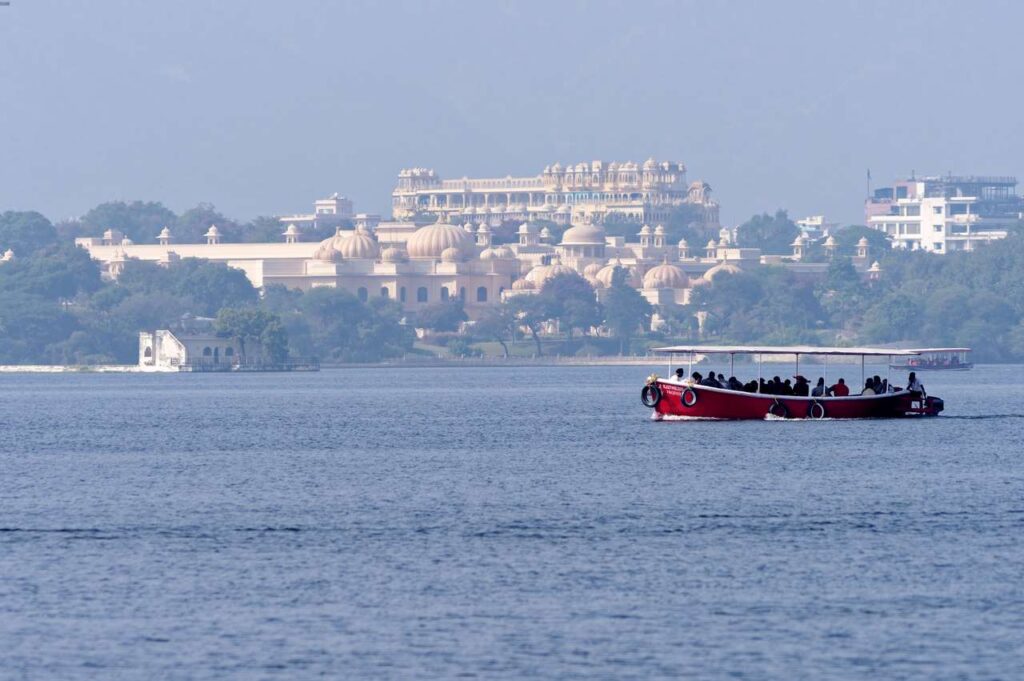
647 381 943 420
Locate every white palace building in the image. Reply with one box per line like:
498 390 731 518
392 159 721 230
76 214 879 325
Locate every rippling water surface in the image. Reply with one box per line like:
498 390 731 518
2 364 1023 679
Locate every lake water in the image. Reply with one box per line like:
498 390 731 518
2 364 1023 679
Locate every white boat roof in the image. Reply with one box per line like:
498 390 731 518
653 345 922 357
907 347 971 354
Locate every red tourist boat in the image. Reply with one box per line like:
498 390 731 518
641 345 946 420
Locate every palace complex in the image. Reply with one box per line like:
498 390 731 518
77 214 879 329
392 159 720 230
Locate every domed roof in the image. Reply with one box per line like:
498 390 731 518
824 235 837 247
638 224 652 236
335 229 380 259
492 245 515 258
313 236 342 262
643 263 689 289
643 157 657 169
703 261 742 282
678 238 689 247
792 235 807 246
595 260 628 288
511 277 534 290
441 246 463 263
539 226 552 238
205 225 221 237
463 222 475 232
282 223 299 236
381 246 407 263
560 223 606 245
158 226 171 238
654 224 665 235
479 246 499 261
406 219 478 259
583 262 603 277
706 239 718 249
857 236 870 246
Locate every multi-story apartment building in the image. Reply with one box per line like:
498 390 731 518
866 175 1022 253
391 159 721 231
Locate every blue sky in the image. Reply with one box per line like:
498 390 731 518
2 0 1021 225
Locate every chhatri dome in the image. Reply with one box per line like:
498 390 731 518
406 216 477 260
441 246 464 263
381 246 408 263
643 262 689 289
335 226 379 260
703 261 742 282
511 277 534 291
582 262 603 278
559 222 606 245
594 259 639 288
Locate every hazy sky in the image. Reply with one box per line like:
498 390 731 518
2 0 1022 226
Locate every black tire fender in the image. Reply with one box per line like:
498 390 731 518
768 400 789 419
808 401 826 419
681 387 698 408
641 384 662 408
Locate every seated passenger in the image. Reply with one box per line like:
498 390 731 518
872 375 884 394
771 376 783 394
829 378 849 396
727 376 744 391
811 377 826 397
780 379 795 396
907 371 926 397
671 368 686 383
758 378 769 394
861 379 876 395
688 371 703 385
792 375 809 397
700 373 722 388
745 380 758 392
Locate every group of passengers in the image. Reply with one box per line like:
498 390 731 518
671 369 924 398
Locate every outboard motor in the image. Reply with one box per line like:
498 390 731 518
925 396 944 415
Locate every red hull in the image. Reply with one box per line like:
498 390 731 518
647 381 942 420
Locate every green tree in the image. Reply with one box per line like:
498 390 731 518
0 244 102 301
174 203 243 243
537 272 601 340
0 211 58 255
472 303 518 357
242 216 288 243
215 307 289 362
603 267 653 353
833 224 890 258
416 299 468 332
80 201 177 244
736 210 800 255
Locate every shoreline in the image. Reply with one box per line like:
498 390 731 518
0 358 1005 372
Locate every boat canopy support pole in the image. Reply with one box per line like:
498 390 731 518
861 355 865 388
688 352 693 377
757 354 762 391
795 354 800 377
730 353 735 377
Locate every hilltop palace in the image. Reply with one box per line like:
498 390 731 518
76 160 880 327
391 159 720 228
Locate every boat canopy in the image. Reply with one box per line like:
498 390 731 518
652 345 922 357
906 347 971 354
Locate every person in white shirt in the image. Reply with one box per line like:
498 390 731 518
907 372 925 397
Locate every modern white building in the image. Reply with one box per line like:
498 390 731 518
277 193 354 233
866 175 1022 253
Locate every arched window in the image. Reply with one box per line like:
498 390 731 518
203 347 212 357
225 347 234 357
476 286 487 302
441 287 449 302
143 347 153 358
459 287 466 301
357 287 368 302
417 287 428 303
380 287 389 298
400 286 407 303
